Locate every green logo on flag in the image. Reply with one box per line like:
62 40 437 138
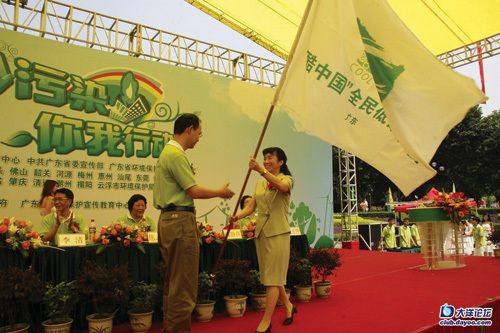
357 18 404 101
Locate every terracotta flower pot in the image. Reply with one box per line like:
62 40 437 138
224 295 247 317
86 313 114 332
314 280 332 298
249 292 267 311
0 324 30 333
42 318 73 333
294 285 312 303
128 310 153 333
194 301 216 322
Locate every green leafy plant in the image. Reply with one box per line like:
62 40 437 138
128 281 162 314
288 250 312 287
487 227 500 246
75 261 131 318
214 259 252 298
309 248 343 282
0 266 44 328
249 270 266 294
43 281 79 324
197 271 216 304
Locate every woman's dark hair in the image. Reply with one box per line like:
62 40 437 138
39 180 58 206
54 188 74 207
240 195 252 210
174 113 200 134
482 214 491 222
262 147 292 176
128 194 147 212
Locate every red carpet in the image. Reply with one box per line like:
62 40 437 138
111 249 500 333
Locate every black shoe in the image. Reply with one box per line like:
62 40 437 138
283 304 297 325
255 323 272 333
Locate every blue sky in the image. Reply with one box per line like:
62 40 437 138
62 0 499 116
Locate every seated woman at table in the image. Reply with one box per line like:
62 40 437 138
116 194 157 232
38 180 58 217
236 195 256 228
39 188 88 245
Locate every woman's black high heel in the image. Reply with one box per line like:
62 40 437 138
283 304 297 325
255 323 272 333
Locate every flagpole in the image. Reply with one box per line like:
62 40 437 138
211 104 275 276
211 0 315 277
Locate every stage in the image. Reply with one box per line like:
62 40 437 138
113 249 500 332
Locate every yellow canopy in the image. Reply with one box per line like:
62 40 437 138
185 0 500 60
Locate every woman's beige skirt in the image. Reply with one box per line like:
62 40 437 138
255 232 290 286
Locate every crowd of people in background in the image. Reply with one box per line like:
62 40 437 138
478 194 498 208
377 214 496 257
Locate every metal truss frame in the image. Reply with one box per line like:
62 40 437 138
2 0 498 248
437 33 500 68
338 149 358 243
0 0 284 87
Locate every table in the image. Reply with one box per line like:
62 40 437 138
1 235 310 284
0 235 309 329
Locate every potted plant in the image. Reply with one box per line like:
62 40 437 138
288 251 312 303
75 261 130 331
0 266 44 332
309 247 342 298
194 271 217 322
128 281 162 333
42 281 79 333
487 227 500 258
214 259 252 317
249 270 267 311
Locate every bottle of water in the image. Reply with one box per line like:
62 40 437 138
140 218 147 233
89 219 96 240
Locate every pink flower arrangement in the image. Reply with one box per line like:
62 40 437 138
94 221 145 254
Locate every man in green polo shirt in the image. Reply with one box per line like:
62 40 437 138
471 216 486 256
153 113 234 333
400 218 412 248
378 217 397 251
39 188 88 245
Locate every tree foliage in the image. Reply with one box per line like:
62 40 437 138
333 106 500 209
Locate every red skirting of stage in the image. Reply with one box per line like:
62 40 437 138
111 249 500 333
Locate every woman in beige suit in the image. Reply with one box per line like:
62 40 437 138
230 147 296 333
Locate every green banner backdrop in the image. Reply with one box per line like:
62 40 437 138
0 28 333 247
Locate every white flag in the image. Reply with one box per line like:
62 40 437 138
273 0 486 195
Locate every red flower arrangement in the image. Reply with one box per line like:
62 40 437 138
94 221 145 254
196 221 223 244
241 219 258 239
0 217 40 257
432 192 472 225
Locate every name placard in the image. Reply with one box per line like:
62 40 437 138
290 227 301 236
146 232 158 243
56 233 86 247
223 229 243 239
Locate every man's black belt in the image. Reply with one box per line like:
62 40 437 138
161 205 195 213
